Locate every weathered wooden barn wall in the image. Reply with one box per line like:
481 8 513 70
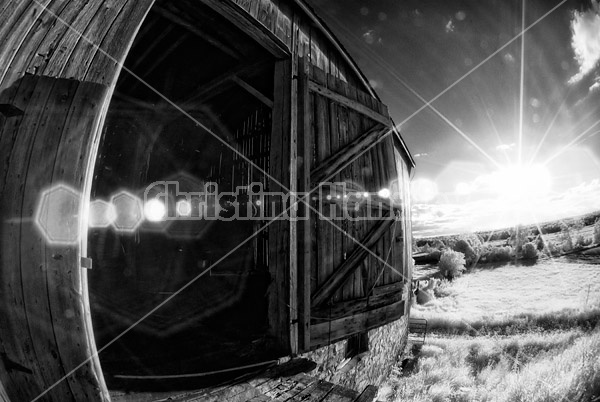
230 0 371 92
220 0 414 356
304 65 412 349
0 1 155 401
0 0 414 400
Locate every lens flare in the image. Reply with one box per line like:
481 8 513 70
491 163 552 199
35 184 81 245
144 199 166 222
176 199 192 217
111 191 144 232
411 178 438 203
89 200 117 228
377 188 391 198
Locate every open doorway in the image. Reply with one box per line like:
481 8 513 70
88 1 278 389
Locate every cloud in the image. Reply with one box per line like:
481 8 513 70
412 179 600 237
569 8 600 84
414 153 429 158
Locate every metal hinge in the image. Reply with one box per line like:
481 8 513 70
80 257 93 269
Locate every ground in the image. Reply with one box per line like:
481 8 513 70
378 255 600 402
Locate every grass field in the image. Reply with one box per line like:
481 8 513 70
379 329 600 402
412 258 600 334
379 257 600 401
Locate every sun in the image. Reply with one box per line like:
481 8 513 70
490 163 553 201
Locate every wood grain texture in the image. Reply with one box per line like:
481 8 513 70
267 60 293 354
311 212 396 307
200 0 290 58
310 300 405 348
296 57 312 353
0 0 154 400
310 125 388 185
308 80 391 126
0 0 414 398
352 385 378 402
304 65 411 352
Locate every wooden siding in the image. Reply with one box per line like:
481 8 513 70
0 0 414 399
230 0 366 89
0 1 155 401
299 65 411 350
226 0 415 169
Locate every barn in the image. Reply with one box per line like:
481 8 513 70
0 1 415 400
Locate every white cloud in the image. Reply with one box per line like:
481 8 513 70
569 8 600 84
411 179 600 237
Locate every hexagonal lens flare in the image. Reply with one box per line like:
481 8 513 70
35 184 82 245
88 200 117 228
110 191 144 232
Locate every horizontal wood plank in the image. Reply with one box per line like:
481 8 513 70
310 300 405 348
371 281 404 296
311 282 404 323
308 80 391 126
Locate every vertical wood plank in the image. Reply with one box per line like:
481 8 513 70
297 56 312 353
60 0 129 79
50 80 111 401
360 90 380 292
0 74 66 402
0 0 69 89
326 73 344 304
0 1 52 85
381 136 402 284
21 1 97 80
41 1 118 78
312 66 332 298
289 11 300 355
268 59 292 355
20 77 82 402
84 0 154 86
274 0 292 49
345 84 364 302
0 0 154 400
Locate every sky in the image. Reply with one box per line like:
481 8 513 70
305 0 600 237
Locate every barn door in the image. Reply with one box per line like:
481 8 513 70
296 61 409 352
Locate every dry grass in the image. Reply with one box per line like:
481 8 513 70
411 259 600 330
379 330 600 402
378 258 600 401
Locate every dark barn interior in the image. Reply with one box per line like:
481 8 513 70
0 0 415 400
88 1 277 388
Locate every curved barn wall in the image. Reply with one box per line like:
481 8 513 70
0 1 154 400
0 0 414 400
